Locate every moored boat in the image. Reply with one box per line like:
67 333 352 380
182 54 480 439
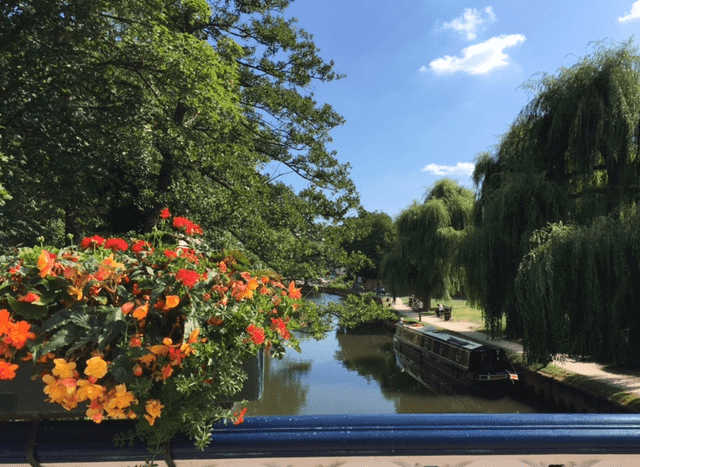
393 321 518 397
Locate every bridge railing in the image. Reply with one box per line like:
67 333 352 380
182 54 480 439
1 413 640 466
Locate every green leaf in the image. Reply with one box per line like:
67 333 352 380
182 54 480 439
42 326 80 355
7 295 48 319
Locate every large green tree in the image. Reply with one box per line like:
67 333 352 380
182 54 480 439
381 179 473 310
340 209 395 280
461 40 639 363
0 0 357 279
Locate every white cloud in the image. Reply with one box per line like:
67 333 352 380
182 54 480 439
619 1 640 22
422 162 475 178
420 34 526 76
441 7 496 40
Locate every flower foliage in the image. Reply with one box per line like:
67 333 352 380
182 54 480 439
0 211 310 449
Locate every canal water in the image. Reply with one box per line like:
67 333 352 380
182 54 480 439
245 294 544 416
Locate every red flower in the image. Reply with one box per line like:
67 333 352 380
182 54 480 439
131 240 154 255
172 217 204 236
80 235 106 249
160 208 171 220
104 238 129 252
18 292 41 304
246 324 265 345
176 269 200 288
232 407 248 425
271 317 291 340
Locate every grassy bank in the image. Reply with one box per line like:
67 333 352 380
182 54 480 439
398 296 492 331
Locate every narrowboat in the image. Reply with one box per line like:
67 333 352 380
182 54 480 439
393 321 518 397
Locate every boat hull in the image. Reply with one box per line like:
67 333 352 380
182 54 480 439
393 323 517 398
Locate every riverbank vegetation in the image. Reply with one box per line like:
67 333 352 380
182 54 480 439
382 40 639 365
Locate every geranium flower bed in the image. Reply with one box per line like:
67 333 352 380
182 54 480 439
0 210 311 449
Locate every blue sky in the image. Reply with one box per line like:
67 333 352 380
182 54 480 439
283 0 641 218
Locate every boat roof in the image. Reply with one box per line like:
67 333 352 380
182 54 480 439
399 323 501 352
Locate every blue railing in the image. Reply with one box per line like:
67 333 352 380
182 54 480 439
1 413 639 464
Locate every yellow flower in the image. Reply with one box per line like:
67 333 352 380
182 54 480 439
67 285 83 301
76 379 105 402
52 359 77 379
106 384 137 410
144 399 164 426
37 250 56 278
42 375 67 404
84 356 108 381
101 254 124 271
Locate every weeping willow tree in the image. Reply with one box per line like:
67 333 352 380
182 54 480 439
381 179 473 310
516 204 639 364
461 39 639 362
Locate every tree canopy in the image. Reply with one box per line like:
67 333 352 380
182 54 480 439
0 0 358 279
381 179 473 309
340 210 395 280
461 40 639 363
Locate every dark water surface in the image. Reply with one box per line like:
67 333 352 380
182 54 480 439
245 294 541 416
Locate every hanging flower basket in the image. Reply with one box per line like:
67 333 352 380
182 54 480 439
0 210 307 449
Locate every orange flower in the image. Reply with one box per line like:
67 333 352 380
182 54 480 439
136 352 156 367
0 309 11 335
165 295 180 309
84 356 108 381
132 304 149 320
0 359 19 380
187 328 200 344
4 320 36 350
288 281 301 299
93 268 111 281
147 344 169 358
133 364 143 377
37 250 56 278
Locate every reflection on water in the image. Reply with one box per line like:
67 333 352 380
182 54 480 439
245 294 540 416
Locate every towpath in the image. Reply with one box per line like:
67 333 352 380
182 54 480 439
389 298 640 404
